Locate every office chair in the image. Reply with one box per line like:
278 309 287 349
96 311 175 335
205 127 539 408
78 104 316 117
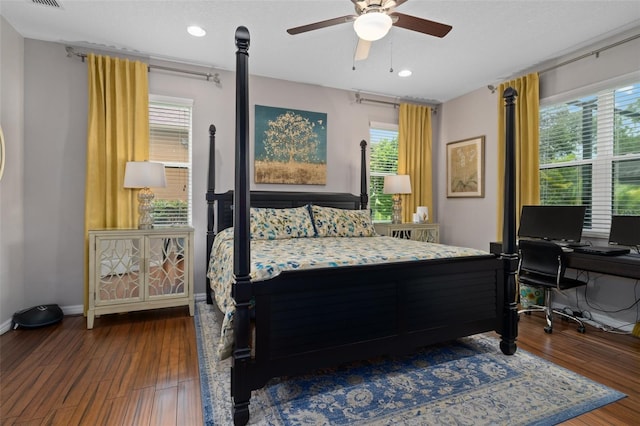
517 239 587 334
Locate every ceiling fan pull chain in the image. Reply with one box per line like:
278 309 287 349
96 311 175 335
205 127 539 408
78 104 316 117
352 39 357 70
389 38 394 73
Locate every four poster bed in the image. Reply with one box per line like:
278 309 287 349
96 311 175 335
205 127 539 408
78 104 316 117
205 26 519 426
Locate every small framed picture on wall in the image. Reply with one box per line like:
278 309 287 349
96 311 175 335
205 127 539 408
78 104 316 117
446 136 485 198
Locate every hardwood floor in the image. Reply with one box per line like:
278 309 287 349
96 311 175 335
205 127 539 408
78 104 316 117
0 307 201 426
504 314 640 425
1 306 638 425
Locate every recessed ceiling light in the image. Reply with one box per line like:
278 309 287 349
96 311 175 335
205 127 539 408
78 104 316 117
398 69 412 77
187 25 206 37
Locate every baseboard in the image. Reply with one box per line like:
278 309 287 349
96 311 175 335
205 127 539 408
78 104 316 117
62 304 85 315
586 311 634 333
0 319 13 335
1 294 209 336
551 302 634 333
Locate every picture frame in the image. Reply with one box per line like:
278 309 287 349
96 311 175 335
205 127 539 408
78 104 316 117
446 136 485 198
254 105 327 185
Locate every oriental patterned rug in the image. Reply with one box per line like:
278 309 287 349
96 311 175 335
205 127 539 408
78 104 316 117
194 302 625 425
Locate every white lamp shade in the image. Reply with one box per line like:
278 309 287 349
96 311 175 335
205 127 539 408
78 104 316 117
383 175 412 194
124 161 167 188
353 12 392 41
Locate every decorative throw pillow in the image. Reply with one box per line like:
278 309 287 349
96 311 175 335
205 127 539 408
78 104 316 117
250 206 315 240
310 205 376 237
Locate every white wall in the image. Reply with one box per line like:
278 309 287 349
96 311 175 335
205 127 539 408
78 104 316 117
0 17 25 330
16 39 398 318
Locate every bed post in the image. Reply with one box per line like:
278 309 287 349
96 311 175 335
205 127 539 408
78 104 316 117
231 26 252 426
500 87 519 356
206 124 217 305
360 139 368 210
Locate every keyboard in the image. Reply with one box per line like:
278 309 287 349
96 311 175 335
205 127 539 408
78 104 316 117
554 241 588 248
566 242 589 248
573 246 630 256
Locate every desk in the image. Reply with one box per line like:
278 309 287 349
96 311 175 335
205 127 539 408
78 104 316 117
489 242 640 280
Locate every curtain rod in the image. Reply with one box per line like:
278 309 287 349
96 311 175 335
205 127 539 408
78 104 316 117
488 32 639 93
354 93 439 113
538 33 640 75
65 46 221 84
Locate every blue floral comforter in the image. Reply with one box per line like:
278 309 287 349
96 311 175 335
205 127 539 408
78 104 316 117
207 227 490 359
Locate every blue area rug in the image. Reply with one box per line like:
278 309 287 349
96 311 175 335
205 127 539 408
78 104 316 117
194 302 625 425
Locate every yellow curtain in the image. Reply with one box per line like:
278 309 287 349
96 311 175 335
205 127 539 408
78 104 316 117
496 73 540 239
84 53 149 312
398 103 433 223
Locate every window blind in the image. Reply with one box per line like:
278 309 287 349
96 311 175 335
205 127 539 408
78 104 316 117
539 82 640 235
149 96 193 226
369 122 398 222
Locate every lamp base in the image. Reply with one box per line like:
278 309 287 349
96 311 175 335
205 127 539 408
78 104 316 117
391 194 402 224
137 187 155 230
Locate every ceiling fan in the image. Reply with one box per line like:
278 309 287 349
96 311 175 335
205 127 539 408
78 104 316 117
286 0 452 61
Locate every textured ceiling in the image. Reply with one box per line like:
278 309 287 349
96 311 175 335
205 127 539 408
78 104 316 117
2 0 640 103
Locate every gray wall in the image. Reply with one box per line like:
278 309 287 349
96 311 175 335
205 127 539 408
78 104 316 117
2 25 638 332
438 28 640 329
0 17 25 327
13 38 399 322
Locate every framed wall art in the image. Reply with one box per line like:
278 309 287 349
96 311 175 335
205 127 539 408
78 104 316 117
446 136 485 198
254 105 327 185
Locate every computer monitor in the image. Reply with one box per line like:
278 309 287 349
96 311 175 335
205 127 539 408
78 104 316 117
518 205 587 242
609 215 640 247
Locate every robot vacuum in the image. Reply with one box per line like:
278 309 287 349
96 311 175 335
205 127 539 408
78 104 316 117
12 304 64 329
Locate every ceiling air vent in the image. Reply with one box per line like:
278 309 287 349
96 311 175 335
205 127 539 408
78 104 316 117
31 0 62 8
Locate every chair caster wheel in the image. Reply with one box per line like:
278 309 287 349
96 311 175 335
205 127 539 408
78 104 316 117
577 326 586 333
544 327 553 334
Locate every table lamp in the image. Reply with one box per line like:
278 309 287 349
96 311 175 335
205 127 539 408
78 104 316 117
383 175 412 224
124 161 167 229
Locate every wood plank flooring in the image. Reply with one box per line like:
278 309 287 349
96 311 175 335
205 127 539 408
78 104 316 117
1 306 638 425
0 307 200 426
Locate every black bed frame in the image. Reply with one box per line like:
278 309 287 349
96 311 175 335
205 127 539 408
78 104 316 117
205 26 519 426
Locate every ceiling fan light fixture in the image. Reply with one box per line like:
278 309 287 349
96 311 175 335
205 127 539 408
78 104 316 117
398 69 412 77
353 12 392 41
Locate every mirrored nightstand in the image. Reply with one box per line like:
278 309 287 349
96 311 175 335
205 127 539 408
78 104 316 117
374 223 439 243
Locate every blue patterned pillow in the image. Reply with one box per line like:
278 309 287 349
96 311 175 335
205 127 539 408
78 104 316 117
250 206 315 240
310 205 375 237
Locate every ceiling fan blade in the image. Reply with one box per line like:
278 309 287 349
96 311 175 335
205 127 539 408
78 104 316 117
390 12 452 38
287 15 357 35
354 38 371 61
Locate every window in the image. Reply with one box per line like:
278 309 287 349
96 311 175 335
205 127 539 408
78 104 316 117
369 122 398 222
539 81 640 235
149 95 193 226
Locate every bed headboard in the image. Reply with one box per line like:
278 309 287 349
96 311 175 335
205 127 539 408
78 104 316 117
211 190 362 232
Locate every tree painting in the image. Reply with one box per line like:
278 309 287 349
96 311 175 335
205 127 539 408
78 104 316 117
255 105 327 184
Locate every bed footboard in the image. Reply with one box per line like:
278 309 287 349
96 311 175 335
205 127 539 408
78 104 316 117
239 255 503 392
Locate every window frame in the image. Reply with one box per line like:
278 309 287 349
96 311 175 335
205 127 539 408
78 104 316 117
148 94 194 226
539 71 640 237
369 121 399 223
